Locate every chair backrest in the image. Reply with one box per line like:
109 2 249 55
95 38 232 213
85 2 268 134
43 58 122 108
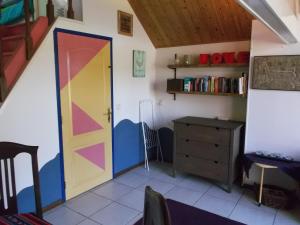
0 142 42 218
143 186 171 225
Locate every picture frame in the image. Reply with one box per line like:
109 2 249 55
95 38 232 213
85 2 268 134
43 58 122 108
252 55 300 91
118 10 133 36
133 50 146 77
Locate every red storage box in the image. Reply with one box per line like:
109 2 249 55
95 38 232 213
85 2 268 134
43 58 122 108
237 51 250 64
199 54 210 64
222 52 235 64
211 53 223 64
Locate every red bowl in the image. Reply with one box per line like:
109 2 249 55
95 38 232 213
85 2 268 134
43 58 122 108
211 53 223 64
222 52 235 64
199 54 210 64
237 51 250 63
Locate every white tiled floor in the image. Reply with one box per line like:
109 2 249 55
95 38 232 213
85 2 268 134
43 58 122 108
44 162 300 225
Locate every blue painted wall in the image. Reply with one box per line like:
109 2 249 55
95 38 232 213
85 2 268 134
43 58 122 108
17 153 63 213
113 119 145 174
16 119 173 213
113 119 173 174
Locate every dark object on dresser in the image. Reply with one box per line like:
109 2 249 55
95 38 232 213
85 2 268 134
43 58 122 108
173 117 244 192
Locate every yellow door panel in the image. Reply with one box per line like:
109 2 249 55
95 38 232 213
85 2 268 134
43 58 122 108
56 31 112 200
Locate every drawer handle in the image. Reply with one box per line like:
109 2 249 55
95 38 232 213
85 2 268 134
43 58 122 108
185 139 190 142
215 144 219 148
185 154 189 158
214 161 219 164
216 127 220 131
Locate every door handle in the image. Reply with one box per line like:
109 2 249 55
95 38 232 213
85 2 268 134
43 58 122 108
103 108 112 123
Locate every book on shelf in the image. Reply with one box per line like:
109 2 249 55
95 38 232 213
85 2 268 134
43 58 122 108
210 77 215 93
177 73 248 96
214 78 219 94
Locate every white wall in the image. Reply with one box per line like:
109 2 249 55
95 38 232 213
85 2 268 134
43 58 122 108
83 0 157 125
0 0 156 194
265 0 300 41
244 20 300 188
245 20 300 161
154 41 250 129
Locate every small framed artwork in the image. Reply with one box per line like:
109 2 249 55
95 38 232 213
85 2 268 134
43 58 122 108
118 10 133 36
133 50 146 77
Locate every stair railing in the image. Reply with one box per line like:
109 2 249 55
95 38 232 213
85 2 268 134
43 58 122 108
67 0 75 19
24 0 33 59
0 40 7 102
47 0 75 22
47 0 55 25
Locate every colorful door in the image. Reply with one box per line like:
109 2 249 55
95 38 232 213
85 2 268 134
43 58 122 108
55 29 112 200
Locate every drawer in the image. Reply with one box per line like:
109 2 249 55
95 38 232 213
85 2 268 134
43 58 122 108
175 153 228 182
176 138 229 163
175 123 230 145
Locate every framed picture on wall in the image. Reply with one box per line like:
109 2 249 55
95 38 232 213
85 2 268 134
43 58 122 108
133 50 146 77
252 55 300 91
118 10 133 36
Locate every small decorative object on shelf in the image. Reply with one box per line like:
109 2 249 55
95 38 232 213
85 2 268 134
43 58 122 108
167 79 183 92
183 54 192 65
199 54 210 65
222 52 235 64
174 53 180 65
237 51 250 64
211 53 223 64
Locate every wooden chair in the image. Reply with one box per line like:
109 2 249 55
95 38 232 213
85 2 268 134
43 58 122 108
0 142 51 225
135 186 246 225
143 186 171 225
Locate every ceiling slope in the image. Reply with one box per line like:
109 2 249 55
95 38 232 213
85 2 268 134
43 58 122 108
128 0 253 48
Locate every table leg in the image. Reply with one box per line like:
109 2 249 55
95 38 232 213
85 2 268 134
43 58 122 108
258 167 265 206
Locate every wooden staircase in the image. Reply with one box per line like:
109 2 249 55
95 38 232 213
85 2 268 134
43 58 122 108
0 0 75 103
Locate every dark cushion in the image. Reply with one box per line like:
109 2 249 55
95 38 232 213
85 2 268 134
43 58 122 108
0 213 51 225
134 199 245 225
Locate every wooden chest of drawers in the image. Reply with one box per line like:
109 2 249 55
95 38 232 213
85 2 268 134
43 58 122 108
173 116 244 192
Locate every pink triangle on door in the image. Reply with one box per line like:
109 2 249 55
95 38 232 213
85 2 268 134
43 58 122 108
76 143 105 169
72 102 103 135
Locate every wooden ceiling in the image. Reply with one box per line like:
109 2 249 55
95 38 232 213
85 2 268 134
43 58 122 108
128 0 253 48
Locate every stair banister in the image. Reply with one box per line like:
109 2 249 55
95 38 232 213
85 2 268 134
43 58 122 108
47 0 55 25
24 0 33 59
67 0 75 19
0 40 7 102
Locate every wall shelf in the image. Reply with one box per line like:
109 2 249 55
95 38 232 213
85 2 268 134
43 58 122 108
167 63 249 69
168 91 247 98
167 62 249 100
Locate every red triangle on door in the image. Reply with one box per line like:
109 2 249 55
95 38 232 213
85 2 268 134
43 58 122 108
76 143 105 169
72 102 103 135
